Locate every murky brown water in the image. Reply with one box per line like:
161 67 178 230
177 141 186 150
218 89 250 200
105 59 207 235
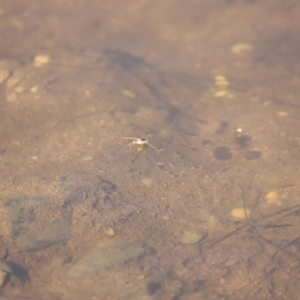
0 0 300 299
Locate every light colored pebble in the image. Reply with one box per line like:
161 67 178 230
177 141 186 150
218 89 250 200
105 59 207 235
6 92 17 102
122 90 136 98
34 54 51 67
265 191 282 206
214 75 230 88
231 43 254 54
14 86 24 93
0 69 10 83
230 208 250 219
141 177 152 187
104 227 115 237
214 75 227 81
214 90 229 98
265 191 278 202
276 111 288 117
30 85 39 93
180 231 202 245
0 270 7 287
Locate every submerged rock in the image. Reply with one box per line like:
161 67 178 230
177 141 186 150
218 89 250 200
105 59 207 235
5 197 71 251
68 240 145 278
5 173 129 252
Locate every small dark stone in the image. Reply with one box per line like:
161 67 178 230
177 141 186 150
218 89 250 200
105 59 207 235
147 281 161 295
0 149 5 155
201 139 211 146
244 150 262 160
5 261 30 283
0 260 30 285
235 135 252 148
213 146 232 161
215 121 229 134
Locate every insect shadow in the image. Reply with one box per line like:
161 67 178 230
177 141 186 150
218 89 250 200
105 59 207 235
200 186 300 299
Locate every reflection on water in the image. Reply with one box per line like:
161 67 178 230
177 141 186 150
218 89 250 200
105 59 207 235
0 0 300 299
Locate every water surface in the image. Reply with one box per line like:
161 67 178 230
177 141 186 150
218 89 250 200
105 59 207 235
0 0 300 299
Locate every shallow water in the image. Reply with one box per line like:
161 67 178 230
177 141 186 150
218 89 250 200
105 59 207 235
0 0 300 299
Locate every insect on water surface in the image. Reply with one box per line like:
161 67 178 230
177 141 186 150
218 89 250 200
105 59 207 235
113 133 164 163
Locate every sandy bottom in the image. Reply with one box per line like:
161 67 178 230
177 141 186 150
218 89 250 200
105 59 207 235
0 0 300 299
